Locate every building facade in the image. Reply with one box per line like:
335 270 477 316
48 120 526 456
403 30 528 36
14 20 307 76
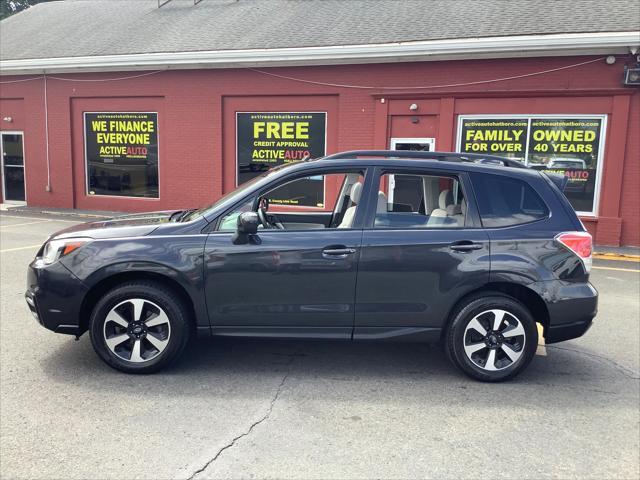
1 1 639 245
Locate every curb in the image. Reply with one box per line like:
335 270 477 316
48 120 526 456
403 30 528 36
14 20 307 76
592 252 640 262
38 209 113 219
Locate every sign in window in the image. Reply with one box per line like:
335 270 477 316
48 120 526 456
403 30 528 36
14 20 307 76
236 112 326 207
84 112 159 198
457 116 606 215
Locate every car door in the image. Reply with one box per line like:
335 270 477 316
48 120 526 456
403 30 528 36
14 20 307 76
204 168 371 338
353 167 490 340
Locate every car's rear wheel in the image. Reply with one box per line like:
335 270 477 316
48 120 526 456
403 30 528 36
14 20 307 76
445 294 538 382
89 281 190 374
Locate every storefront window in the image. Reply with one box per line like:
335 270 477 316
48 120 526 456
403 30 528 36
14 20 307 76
84 112 159 198
457 115 606 215
236 112 326 207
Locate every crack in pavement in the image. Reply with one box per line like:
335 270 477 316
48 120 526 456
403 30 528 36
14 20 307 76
186 356 296 480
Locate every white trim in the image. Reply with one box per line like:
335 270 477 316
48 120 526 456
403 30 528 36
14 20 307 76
455 114 608 216
1 32 638 74
83 112 160 200
0 131 27 204
235 111 328 210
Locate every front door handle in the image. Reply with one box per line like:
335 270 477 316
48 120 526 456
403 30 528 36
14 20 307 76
322 246 357 258
449 241 483 252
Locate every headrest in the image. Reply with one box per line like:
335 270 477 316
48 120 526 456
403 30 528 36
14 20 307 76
461 199 467 215
430 208 447 217
377 191 387 213
446 204 462 216
350 182 363 204
438 189 453 209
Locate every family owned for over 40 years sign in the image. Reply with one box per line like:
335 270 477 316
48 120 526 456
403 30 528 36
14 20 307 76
458 116 605 213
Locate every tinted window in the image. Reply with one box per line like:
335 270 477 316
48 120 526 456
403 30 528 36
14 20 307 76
471 173 548 227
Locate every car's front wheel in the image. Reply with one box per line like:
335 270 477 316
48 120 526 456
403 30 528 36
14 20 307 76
89 281 190 374
446 294 538 382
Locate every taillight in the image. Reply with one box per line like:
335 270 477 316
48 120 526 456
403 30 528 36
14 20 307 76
556 231 593 273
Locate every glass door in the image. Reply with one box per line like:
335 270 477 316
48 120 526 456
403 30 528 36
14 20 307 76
388 137 436 205
1 132 26 203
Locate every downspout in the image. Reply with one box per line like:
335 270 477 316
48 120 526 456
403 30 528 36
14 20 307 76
43 73 51 192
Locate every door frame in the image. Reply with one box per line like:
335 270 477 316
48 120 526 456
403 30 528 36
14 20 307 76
0 130 27 205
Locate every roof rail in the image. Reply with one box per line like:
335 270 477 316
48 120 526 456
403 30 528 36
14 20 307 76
322 150 526 168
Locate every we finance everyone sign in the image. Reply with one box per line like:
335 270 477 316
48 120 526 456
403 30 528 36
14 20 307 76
84 112 159 198
85 112 158 162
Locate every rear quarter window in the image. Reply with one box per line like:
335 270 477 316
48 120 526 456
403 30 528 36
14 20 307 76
471 173 549 228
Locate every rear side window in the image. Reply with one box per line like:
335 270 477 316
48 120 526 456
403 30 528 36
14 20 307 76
471 173 549 227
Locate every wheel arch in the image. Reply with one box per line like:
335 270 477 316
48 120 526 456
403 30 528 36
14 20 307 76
442 282 550 341
78 268 204 336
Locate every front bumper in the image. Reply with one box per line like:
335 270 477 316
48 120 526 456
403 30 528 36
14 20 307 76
26 258 89 336
530 280 598 344
546 319 593 343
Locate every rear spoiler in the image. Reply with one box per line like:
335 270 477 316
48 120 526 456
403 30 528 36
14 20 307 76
543 172 569 192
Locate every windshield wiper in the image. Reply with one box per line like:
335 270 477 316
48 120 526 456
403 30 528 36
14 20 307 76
174 209 198 222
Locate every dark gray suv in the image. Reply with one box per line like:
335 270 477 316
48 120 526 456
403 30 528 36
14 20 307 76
26 151 597 381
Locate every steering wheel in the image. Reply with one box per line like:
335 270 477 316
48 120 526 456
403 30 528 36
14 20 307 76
257 198 272 229
257 198 284 230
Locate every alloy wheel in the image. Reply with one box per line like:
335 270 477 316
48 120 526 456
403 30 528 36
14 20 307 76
102 298 171 363
463 309 526 371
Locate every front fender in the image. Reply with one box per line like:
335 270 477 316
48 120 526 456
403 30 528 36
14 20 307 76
61 235 208 328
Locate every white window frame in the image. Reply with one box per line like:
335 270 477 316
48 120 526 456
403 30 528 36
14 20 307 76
455 114 608 217
0 130 27 205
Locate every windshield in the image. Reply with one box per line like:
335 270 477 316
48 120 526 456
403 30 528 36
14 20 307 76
551 161 582 168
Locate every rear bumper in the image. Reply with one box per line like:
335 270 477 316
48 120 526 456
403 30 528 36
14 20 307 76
26 259 88 336
530 280 598 344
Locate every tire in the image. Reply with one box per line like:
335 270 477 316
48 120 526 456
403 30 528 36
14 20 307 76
445 293 538 382
89 281 191 374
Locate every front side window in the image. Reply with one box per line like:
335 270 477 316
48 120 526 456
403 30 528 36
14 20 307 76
217 171 364 231
374 173 466 229
471 173 548 227
218 198 255 232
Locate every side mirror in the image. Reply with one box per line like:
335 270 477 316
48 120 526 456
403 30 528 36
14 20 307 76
237 211 259 234
232 211 260 244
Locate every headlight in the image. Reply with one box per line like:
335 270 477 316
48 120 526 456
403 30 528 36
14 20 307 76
42 238 91 265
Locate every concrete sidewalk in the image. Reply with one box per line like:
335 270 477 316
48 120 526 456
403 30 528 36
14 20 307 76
2 204 639 258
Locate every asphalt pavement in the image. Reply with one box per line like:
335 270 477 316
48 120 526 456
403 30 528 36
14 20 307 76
1 212 638 480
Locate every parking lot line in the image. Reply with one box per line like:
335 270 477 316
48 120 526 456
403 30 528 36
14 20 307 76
0 244 43 253
0 215 80 224
0 220 51 228
592 266 640 273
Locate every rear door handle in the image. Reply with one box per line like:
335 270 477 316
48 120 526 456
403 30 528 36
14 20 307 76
322 246 356 258
449 241 483 252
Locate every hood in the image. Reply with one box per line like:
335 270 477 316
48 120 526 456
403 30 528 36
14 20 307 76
50 210 179 240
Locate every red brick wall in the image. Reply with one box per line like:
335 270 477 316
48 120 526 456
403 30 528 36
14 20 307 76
0 56 638 245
